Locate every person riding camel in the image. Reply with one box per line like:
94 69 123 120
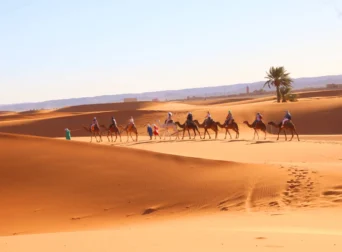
186 112 193 125
225 110 234 125
205 111 212 120
205 111 212 126
128 116 135 127
92 117 99 130
281 110 292 129
110 116 117 128
165 112 173 124
252 112 263 128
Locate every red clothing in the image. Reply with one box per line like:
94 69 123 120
153 125 159 135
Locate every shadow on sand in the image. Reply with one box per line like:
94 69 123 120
249 140 275 145
220 139 247 143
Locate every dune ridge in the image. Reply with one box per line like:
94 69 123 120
1 96 342 137
0 132 290 236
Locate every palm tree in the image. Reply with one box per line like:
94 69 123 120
264 66 293 103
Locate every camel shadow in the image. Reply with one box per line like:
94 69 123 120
115 140 165 146
221 139 247 143
249 140 275 145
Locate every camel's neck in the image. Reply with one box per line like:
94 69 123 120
217 122 225 128
246 122 253 128
269 122 279 128
193 120 204 127
175 122 184 128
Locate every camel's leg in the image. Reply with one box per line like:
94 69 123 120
187 129 191 139
118 131 122 142
277 129 281 140
264 130 267 140
294 129 300 141
227 129 232 139
205 129 208 139
284 129 287 141
136 132 138 142
234 128 239 139
192 128 196 139
130 132 135 142
255 129 260 140
126 131 129 142
253 130 257 140
196 128 202 139
90 133 93 143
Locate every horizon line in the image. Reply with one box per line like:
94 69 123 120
1 73 341 106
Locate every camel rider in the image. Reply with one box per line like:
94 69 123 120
186 112 193 123
129 116 135 126
110 116 117 127
281 110 292 128
204 111 212 126
256 112 263 122
225 110 233 125
205 111 212 120
165 112 173 124
92 117 99 129
252 112 263 128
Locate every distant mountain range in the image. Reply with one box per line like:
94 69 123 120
1 74 342 112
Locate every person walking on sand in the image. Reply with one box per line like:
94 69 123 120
153 124 160 139
147 124 153 140
65 128 71 140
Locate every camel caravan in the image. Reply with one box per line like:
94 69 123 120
82 110 300 143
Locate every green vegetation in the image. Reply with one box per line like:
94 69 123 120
280 86 297 102
264 66 294 103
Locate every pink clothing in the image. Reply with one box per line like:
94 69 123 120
282 118 289 125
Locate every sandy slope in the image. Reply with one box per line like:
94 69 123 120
1 93 342 251
0 133 290 236
2 210 342 252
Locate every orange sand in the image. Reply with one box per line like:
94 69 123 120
1 92 342 251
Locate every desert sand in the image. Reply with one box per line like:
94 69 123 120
1 93 342 251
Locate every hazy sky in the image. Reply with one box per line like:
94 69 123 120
1 0 341 104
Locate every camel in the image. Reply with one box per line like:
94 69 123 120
120 123 138 142
175 121 202 140
216 120 240 139
243 120 267 140
268 121 300 141
100 124 122 142
193 119 218 139
82 124 103 143
155 120 180 140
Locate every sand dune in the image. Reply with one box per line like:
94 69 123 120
1 92 342 251
0 133 290 236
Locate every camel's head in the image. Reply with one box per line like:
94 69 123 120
243 121 248 124
267 122 274 125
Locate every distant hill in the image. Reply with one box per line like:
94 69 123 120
1 74 341 112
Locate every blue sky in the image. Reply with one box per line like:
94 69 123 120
0 0 341 104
